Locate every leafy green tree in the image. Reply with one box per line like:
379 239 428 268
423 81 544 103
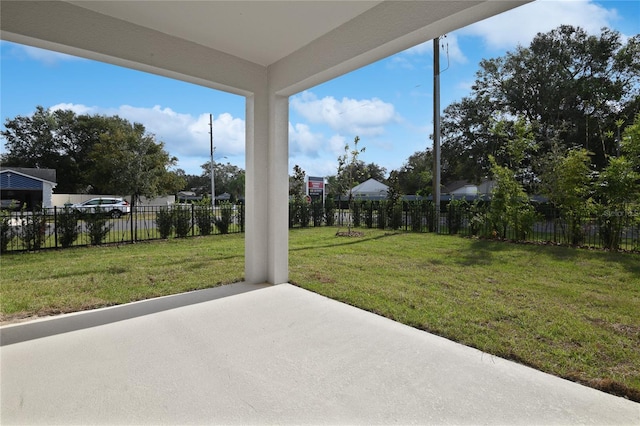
2 107 186 197
337 136 365 233
386 170 403 230
540 148 594 245
488 156 536 240
201 161 245 200
363 162 387 182
440 26 640 182
289 165 306 198
621 113 640 172
89 117 183 206
394 150 433 196
327 159 386 195
288 165 309 227
1 107 101 192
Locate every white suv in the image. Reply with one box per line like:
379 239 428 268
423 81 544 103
71 198 130 218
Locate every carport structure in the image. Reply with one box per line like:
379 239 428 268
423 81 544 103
1 0 530 285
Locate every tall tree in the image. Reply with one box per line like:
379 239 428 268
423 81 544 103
200 161 245 200
336 136 365 233
89 117 183 205
1 106 102 192
440 25 640 183
289 164 306 198
393 149 433 196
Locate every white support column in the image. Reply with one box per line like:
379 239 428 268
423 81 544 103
267 94 290 284
245 88 289 285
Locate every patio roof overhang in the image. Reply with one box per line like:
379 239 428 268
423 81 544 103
0 0 531 284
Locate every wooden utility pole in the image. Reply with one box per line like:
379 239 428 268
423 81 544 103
210 114 215 208
433 36 441 231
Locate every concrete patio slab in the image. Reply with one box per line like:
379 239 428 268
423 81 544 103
1 283 638 425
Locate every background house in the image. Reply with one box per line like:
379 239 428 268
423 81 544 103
443 180 495 198
0 167 57 209
349 178 389 201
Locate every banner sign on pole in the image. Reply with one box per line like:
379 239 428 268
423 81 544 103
307 176 324 197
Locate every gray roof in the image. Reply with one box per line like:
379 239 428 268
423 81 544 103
0 167 57 183
350 178 389 196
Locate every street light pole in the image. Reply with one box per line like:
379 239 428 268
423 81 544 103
209 113 215 208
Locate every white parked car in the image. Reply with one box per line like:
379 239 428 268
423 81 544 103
71 198 130 218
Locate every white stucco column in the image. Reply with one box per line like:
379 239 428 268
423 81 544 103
245 89 289 285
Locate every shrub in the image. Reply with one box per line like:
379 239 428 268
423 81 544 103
468 199 489 237
388 202 403 231
299 199 311 228
57 207 79 248
311 199 324 227
408 201 422 232
174 205 192 238
447 198 466 235
237 202 245 232
1 210 13 253
488 156 536 240
424 201 436 232
377 202 386 229
155 207 174 239
194 200 213 236
352 200 362 228
288 201 296 228
19 209 48 250
324 196 336 226
85 208 111 245
215 202 233 234
364 201 375 228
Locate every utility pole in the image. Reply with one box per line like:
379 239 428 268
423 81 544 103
433 36 441 232
209 113 215 208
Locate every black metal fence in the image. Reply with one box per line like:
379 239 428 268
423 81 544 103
3 200 638 253
290 199 640 252
1 203 245 253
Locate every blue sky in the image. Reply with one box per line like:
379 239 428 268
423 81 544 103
1 0 639 179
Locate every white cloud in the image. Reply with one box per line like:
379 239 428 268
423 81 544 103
289 123 324 157
460 0 620 50
47 103 245 174
4 42 82 66
290 91 398 137
288 156 339 178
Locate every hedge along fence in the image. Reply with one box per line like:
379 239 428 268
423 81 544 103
0 202 244 253
3 199 638 253
289 198 640 252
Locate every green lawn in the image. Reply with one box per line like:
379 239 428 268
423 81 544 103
1 228 639 401
0 235 244 319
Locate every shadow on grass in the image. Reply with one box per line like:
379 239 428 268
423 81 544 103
456 237 640 274
289 229 400 252
46 253 245 280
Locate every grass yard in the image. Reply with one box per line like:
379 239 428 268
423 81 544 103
1 228 639 401
288 228 640 402
0 235 244 321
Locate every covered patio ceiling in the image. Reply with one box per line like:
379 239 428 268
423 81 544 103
1 0 530 284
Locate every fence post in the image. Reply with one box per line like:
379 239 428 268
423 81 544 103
131 206 135 243
54 206 58 249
